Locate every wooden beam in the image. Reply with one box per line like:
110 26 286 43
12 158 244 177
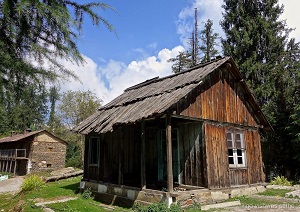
166 115 173 192
141 121 146 189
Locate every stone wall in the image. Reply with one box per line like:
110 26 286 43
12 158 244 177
29 132 66 173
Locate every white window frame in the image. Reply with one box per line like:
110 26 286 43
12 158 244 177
226 130 246 168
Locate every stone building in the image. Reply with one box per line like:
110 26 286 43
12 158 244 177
0 129 66 175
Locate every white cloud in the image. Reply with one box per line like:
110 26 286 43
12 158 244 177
279 0 300 41
58 45 184 105
177 0 224 49
100 45 184 103
58 55 109 102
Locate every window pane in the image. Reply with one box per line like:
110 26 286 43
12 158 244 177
227 132 233 148
237 149 242 156
235 133 241 141
228 157 234 164
238 157 243 164
227 133 233 140
236 141 242 149
228 149 233 156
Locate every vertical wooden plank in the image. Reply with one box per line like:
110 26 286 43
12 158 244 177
194 124 200 186
118 128 123 185
141 121 146 189
166 115 173 192
189 124 195 186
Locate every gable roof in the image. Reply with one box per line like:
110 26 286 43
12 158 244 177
0 130 67 144
74 57 271 134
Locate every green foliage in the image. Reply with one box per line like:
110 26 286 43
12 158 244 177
270 176 292 186
134 202 181 212
168 51 192 73
45 90 101 169
57 90 102 128
221 0 300 181
82 187 93 199
21 175 45 192
0 172 13 178
0 0 114 134
200 19 219 62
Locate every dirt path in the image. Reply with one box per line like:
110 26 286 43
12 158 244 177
0 177 23 194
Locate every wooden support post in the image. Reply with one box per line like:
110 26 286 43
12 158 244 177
118 128 123 185
9 159 13 174
166 115 173 192
5 160 8 172
14 160 17 176
141 121 146 189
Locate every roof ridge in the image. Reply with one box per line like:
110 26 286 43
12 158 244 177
123 56 226 92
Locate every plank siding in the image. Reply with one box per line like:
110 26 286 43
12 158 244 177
205 123 264 188
177 122 204 187
178 68 257 127
205 124 230 189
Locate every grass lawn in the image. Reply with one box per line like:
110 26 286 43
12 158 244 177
0 176 130 212
258 188 292 197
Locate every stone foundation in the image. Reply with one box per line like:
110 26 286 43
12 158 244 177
80 180 267 207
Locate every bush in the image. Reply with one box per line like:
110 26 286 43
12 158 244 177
134 202 181 212
270 176 292 186
82 187 92 199
21 174 45 192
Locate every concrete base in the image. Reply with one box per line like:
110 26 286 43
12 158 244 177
80 180 266 208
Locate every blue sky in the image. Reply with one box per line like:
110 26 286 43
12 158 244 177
59 0 300 105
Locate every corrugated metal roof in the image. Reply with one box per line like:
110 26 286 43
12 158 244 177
74 57 231 134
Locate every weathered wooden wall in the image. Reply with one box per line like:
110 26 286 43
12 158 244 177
178 122 205 187
177 67 258 127
205 123 265 188
84 125 141 187
205 124 230 188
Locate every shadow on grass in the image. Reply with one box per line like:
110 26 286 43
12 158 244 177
60 182 81 194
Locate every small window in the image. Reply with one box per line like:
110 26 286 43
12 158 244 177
47 164 52 168
226 130 246 168
48 147 53 152
89 137 99 166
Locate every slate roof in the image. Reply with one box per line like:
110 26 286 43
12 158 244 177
73 57 271 134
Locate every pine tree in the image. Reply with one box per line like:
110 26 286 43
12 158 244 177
221 0 288 105
48 86 60 130
168 51 192 73
0 0 115 134
221 0 300 180
168 8 200 73
200 19 219 62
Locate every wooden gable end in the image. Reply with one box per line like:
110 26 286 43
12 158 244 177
176 66 259 128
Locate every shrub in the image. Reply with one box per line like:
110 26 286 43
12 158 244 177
21 174 45 192
270 176 292 186
82 187 92 199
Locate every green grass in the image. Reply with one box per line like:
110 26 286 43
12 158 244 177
0 176 130 211
258 189 291 197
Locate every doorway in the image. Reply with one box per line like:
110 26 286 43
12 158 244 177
157 129 180 184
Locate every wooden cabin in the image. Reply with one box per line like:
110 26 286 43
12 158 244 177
0 130 66 175
74 57 271 205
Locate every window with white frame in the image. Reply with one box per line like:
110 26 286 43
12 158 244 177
226 130 246 168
